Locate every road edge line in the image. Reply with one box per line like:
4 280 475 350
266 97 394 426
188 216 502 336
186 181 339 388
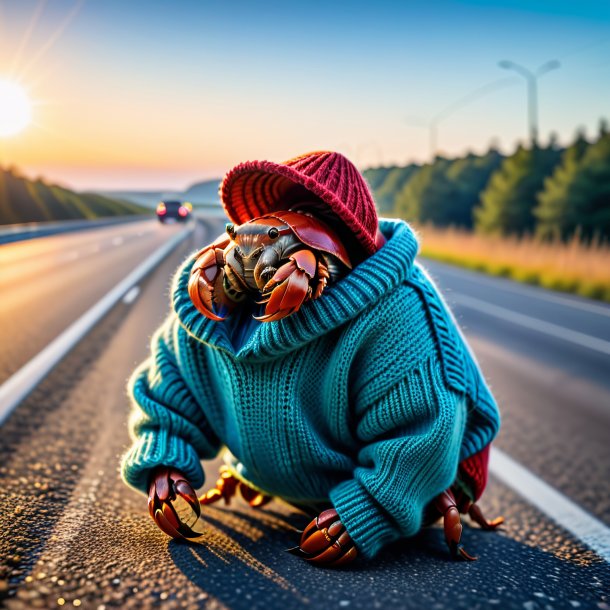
490 447 610 563
0 226 193 426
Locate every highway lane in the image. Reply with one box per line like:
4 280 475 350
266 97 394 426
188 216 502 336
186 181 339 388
421 260 610 388
421 259 610 524
0 219 186 383
0 219 609 609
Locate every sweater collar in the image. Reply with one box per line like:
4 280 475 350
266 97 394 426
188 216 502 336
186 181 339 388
172 218 419 360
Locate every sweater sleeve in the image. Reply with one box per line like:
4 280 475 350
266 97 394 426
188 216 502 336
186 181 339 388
120 316 222 494
329 354 467 559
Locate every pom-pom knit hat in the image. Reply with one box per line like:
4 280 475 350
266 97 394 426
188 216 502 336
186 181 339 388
220 151 382 259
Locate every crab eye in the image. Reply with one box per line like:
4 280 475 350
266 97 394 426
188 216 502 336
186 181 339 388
268 227 279 239
226 223 236 238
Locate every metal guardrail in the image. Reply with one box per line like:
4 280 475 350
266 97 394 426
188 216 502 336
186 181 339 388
0 215 153 245
0 225 194 425
0 203 229 246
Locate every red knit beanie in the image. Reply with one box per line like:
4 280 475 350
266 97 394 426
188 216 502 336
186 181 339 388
220 151 382 259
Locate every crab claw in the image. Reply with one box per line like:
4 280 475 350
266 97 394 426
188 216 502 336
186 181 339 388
188 234 231 321
255 249 317 322
148 467 205 539
286 508 358 567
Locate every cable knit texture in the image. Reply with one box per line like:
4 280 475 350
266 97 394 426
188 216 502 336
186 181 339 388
121 218 500 559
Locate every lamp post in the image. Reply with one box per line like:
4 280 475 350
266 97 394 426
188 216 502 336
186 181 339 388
498 59 560 147
405 76 519 160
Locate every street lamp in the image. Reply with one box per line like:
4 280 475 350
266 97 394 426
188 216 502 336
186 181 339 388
405 76 519 160
404 116 439 159
498 59 560 147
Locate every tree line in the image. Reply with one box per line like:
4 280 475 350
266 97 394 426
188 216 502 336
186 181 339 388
363 120 610 241
0 166 147 225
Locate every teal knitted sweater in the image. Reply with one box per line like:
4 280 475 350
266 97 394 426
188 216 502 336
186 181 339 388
121 218 500 558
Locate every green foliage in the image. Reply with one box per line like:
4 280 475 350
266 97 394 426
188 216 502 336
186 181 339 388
362 167 393 192
0 167 148 225
534 133 590 239
392 150 502 228
474 144 561 236
536 128 610 241
363 165 420 213
444 150 503 228
395 157 456 224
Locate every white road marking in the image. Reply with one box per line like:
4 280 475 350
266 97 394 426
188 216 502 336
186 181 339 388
451 293 610 357
424 259 610 318
468 335 610 420
63 251 79 261
0 227 193 425
112 236 124 246
490 448 610 563
122 286 140 304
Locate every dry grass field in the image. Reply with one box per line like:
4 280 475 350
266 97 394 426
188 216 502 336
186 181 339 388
413 224 610 302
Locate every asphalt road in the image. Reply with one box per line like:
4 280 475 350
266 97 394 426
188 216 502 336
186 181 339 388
420 259 610 525
0 218 609 610
0 219 185 383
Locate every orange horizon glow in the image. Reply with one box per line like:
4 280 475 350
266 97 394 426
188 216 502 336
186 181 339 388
1 2 608 191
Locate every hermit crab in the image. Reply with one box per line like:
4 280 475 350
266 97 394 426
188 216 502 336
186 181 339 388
188 210 352 323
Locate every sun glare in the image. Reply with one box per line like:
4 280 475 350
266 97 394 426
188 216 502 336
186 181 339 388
0 79 32 137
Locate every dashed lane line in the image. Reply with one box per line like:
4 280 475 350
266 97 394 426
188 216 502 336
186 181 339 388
0 227 193 426
451 293 610 356
122 286 140 304
490 448 610 563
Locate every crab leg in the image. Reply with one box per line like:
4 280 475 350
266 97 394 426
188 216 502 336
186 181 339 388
200 466 273 508
434 490 477 561
468 503 504 530
148 467 206 539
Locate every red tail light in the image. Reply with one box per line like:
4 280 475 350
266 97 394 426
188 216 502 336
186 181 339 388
178 207 188 217
157 203 167 215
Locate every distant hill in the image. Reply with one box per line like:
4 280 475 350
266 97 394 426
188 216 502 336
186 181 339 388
98 179 222 209
0 167 149 226
92 190 180 208
183 179 221 204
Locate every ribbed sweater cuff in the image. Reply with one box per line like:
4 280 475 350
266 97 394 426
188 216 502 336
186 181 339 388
330 478 399 559
121 429 205 494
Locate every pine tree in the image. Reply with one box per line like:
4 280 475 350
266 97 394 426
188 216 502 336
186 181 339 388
536 122 610 241
445 149 503 228
474 144 561 235
535 130 590 239
374 165 420 214
395 157 458 225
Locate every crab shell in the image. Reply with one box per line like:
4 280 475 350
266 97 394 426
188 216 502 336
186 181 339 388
244 211 352 270
188 210 352 322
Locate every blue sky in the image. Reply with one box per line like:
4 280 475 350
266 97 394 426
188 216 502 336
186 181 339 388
0 0 609 189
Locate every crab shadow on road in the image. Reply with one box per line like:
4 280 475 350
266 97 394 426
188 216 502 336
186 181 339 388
169 504 609 610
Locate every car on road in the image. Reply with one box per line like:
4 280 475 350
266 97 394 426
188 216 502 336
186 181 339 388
156 200 192 223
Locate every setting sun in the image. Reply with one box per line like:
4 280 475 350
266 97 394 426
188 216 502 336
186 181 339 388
0 79 31 137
